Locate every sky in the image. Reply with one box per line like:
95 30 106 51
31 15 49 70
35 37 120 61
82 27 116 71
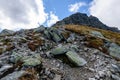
0 0 120 31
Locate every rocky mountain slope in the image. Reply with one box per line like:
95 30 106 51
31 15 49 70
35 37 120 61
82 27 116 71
0 13 120 80
53 12 120 33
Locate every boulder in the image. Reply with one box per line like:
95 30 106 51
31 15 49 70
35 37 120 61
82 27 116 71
50 31 62 43
66 51 87 66
44 28 67 43
90 31 105 39
50 47 68 55
108 43 120 60
10 53 42 67
22 54 42 67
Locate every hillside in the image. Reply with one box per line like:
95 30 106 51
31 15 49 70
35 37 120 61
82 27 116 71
0 14 120 80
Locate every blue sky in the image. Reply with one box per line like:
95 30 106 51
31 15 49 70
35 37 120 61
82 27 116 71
0 0 120 30
43 0 91 20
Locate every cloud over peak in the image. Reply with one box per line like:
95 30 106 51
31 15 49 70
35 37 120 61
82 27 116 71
68 2 86 13
47 11 59 27
89 0 120 29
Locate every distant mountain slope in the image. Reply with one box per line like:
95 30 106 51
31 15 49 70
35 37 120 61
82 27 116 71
53 12 120 33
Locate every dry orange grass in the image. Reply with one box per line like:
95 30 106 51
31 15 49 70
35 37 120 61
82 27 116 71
65 24 120 45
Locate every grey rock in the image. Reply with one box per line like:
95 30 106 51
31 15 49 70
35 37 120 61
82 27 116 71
1 71 25 80
66 51 87 66
50 31 62 43
108 43 120 60
44 28 66 43
111 64 120 73
50 47 68 55
90 31 105 39
111 74 120 80
10 52 42 67
22 54 42 66
0 64 13 76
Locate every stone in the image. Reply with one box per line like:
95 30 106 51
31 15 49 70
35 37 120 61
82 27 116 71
90 31 105 39
111 74 120 80
1 71 25 80
22 54 42 67
51 32 61 43
108 43 120 60
44 28 65 43
0 64 13 77
111 64 120 73
50 47 68 55
9 52 23 63
66 51 87 66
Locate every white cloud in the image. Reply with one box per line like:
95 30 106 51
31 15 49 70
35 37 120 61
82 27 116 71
47 11 59 27
89 0 120 29
0 0 48 30
68 2 86 13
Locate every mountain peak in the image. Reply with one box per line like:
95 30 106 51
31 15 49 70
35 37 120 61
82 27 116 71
53 12 120 33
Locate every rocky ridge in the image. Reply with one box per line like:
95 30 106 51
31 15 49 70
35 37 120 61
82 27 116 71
53 12 120 33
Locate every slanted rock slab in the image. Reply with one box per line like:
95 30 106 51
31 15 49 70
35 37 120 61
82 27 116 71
66 51 87 67
108 43 120 60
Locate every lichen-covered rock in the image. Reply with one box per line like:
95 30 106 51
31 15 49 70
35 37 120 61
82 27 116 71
108 43 120 60
10 52 42 67
90 31 105 39
44 28 67 43
50 32 62 43
50 47 68 55
66 51 87 66
22 54 42 67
